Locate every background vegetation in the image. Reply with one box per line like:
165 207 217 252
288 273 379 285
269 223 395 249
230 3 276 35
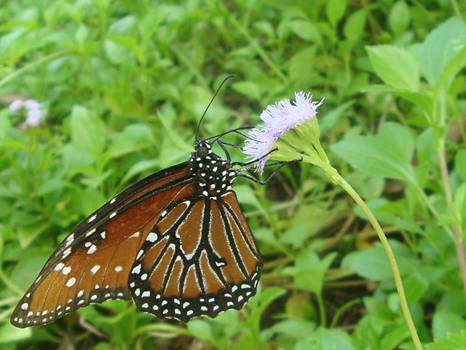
0 0 465 349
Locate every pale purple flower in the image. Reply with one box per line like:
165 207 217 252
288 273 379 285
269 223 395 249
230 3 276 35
9 100 24 113
243 92 323 173
8 98 45 127
25 109 44 126
23 99 42 111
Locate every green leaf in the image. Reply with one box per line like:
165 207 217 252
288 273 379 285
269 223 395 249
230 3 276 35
297 328 355 350
426 330 466 350
263 319 315 340
291 248 337 295
380 325 410 350
107 124 154 159
122 159 160 183
342 245 392 281
80 300 136 344
437 289 466 317
331 122 417 184
320 328 355 350
320 101 353 134
344 9 366 42
187 319 214 344
366 45 419 91
247 287 286 327
352 316 380 349
388 1 410 37
108 15 136 34
9 248 52 292
415 17 466 87
404 273 429 303
435 45 466 91
38 175 65 195
342 240 415 281
104 39 128 64
232 81 261 100
416 128 437 168
288 47 317 84
70 106 107 162
289 20 322 44
61 144 94 175
361 85 434 114
432 310 466 339
326 0 347 28
0 323 31 344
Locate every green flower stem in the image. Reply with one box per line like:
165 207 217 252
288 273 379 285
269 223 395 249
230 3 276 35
271 119 422 348
316 293 326 327
322 164 423 350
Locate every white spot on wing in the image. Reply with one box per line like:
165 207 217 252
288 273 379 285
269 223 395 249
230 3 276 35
66 277 76 287
129 231 140 238
146 232 158 242
85 228 96 237
87 244 97 254
62 247 72 259
132 264 141 274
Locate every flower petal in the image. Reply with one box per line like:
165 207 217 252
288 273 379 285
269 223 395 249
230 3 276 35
242 92 323 173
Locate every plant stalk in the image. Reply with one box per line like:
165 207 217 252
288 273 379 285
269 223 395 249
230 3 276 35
326 166 423 350
437 148 466 293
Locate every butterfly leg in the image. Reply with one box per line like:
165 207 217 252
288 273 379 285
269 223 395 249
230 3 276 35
216 139 248 163
231 148 278 167
217 139 232 162
237 161 293 185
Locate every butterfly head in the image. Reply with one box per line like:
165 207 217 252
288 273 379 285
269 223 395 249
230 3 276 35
193 139 212 158
191 139 235 198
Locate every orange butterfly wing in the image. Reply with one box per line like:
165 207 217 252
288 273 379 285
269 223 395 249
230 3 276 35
11 163 194 327
128 191 262 321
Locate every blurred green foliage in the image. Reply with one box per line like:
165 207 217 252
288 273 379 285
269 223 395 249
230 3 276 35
0 0 465 349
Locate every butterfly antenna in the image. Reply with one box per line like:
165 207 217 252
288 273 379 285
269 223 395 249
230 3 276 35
195 74 235 140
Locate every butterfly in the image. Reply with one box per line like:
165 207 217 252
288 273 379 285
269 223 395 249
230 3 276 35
10 132 272 328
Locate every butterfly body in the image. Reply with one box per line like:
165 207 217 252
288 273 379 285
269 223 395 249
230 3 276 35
11 138 262 327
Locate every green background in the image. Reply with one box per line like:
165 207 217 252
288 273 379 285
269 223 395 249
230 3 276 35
0 0 465 349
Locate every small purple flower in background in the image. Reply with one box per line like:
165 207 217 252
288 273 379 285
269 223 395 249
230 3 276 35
243 92 323 173
8 98 45 127
9 100 24 113
25 108 44 126
23 99 43 111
